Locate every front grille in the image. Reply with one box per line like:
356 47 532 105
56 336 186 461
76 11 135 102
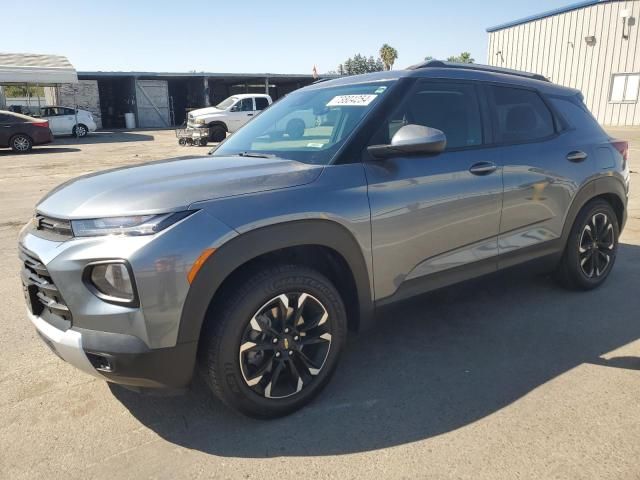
33 214 73 240
20 246 72 330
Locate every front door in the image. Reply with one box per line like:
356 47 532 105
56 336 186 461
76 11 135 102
365 80 504 301
228 98 255 131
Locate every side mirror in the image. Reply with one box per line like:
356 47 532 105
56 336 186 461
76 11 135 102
367 124 447 160
230 104 240 112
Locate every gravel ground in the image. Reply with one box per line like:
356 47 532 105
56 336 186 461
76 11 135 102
0 128 639 479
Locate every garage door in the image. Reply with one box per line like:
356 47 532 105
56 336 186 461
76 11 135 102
135 80 170 128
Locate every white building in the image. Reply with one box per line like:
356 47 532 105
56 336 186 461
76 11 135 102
487 0 640 126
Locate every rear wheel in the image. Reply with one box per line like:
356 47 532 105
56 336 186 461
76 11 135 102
556 199 619 290
10 134 32 153
73 124 88 137
201 265 347 418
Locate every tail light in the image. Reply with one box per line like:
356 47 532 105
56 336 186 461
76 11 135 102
611 139 628 163
33 120 49 128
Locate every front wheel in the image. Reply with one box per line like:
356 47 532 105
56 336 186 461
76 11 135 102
556 199 619 290
200 265 347 418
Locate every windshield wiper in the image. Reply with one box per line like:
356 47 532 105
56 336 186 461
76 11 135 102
237 151 276 158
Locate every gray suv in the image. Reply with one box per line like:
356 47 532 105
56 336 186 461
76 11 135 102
19 61 630 418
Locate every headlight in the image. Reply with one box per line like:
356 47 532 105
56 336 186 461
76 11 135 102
85 261 137 305
195 118 206 125
71 211 194 237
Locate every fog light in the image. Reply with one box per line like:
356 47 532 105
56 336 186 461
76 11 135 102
88 262 136 304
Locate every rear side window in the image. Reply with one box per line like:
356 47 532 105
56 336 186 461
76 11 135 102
255 97 269 111
549 95 605 136
489 86 555 143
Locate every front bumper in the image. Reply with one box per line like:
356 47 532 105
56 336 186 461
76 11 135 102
29 308 197 388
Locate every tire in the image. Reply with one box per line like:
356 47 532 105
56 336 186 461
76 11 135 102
555 199 619 290
199 139 208 147
73 124 88 138
209 125 226 142
286 118 305 139
178 138 187 146
10 134 33 153
201 264 347 418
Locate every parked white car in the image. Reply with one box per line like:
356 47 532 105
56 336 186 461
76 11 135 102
187 94 272 142
40 106 97 137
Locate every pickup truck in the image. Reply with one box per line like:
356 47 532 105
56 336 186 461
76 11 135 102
187 94 272 142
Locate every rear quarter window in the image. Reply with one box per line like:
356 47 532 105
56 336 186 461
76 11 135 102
548 95 606 136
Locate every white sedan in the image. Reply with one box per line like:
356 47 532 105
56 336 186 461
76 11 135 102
40 106 97 137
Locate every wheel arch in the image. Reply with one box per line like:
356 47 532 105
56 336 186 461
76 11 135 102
177 220 375 346
207 121 228 131
561 176 628 246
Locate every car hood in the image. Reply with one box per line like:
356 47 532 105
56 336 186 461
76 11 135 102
37 155 323 219
189 107 224 118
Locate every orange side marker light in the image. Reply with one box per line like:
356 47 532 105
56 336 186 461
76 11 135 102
187 248 216 284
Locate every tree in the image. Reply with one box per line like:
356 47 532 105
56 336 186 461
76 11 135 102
447 52 475 64
337 53 384 75
424 56 434 62
379 43 399 71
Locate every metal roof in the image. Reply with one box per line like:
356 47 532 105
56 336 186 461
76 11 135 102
486 0 616 32
0 52 78 84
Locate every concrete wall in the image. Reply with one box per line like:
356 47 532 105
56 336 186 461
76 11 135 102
488 0 640 126
45 80 103 128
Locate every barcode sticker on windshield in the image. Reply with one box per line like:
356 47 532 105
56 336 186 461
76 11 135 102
327 95 377 107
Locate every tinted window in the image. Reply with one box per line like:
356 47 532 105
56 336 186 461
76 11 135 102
62 108 76 115
490 86 555 143
370 81 483 149
549 95 605 136
255 97 269 111
239 98 254 111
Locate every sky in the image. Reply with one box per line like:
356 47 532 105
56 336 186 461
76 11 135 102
2 0 572 74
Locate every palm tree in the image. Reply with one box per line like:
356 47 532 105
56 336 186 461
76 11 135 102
379 44 399 71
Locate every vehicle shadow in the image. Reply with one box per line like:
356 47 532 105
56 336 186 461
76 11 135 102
110 242 640 458
53 131 155 145
0 147 81 156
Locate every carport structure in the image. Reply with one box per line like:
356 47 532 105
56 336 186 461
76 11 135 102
0 52 78 114
78 71 324 128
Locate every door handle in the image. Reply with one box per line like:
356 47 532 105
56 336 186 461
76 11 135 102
469 162 498 176
566 151 588 162
247 113 254 116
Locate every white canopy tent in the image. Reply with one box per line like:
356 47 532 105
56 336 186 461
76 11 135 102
0 52 78 85
0 52 78 124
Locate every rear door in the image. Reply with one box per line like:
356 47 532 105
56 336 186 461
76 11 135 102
365 79 504 301
486 84 595 263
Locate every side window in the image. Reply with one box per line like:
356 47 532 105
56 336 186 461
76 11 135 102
489 86 555 143
255 97 269 111
369 81 483 149
239 98 254 111
62 108 76 115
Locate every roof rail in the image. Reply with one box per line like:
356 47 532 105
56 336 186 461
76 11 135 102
407 60 549 83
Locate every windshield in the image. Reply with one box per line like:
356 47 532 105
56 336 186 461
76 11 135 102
215 97 238 110
211 82 394 165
